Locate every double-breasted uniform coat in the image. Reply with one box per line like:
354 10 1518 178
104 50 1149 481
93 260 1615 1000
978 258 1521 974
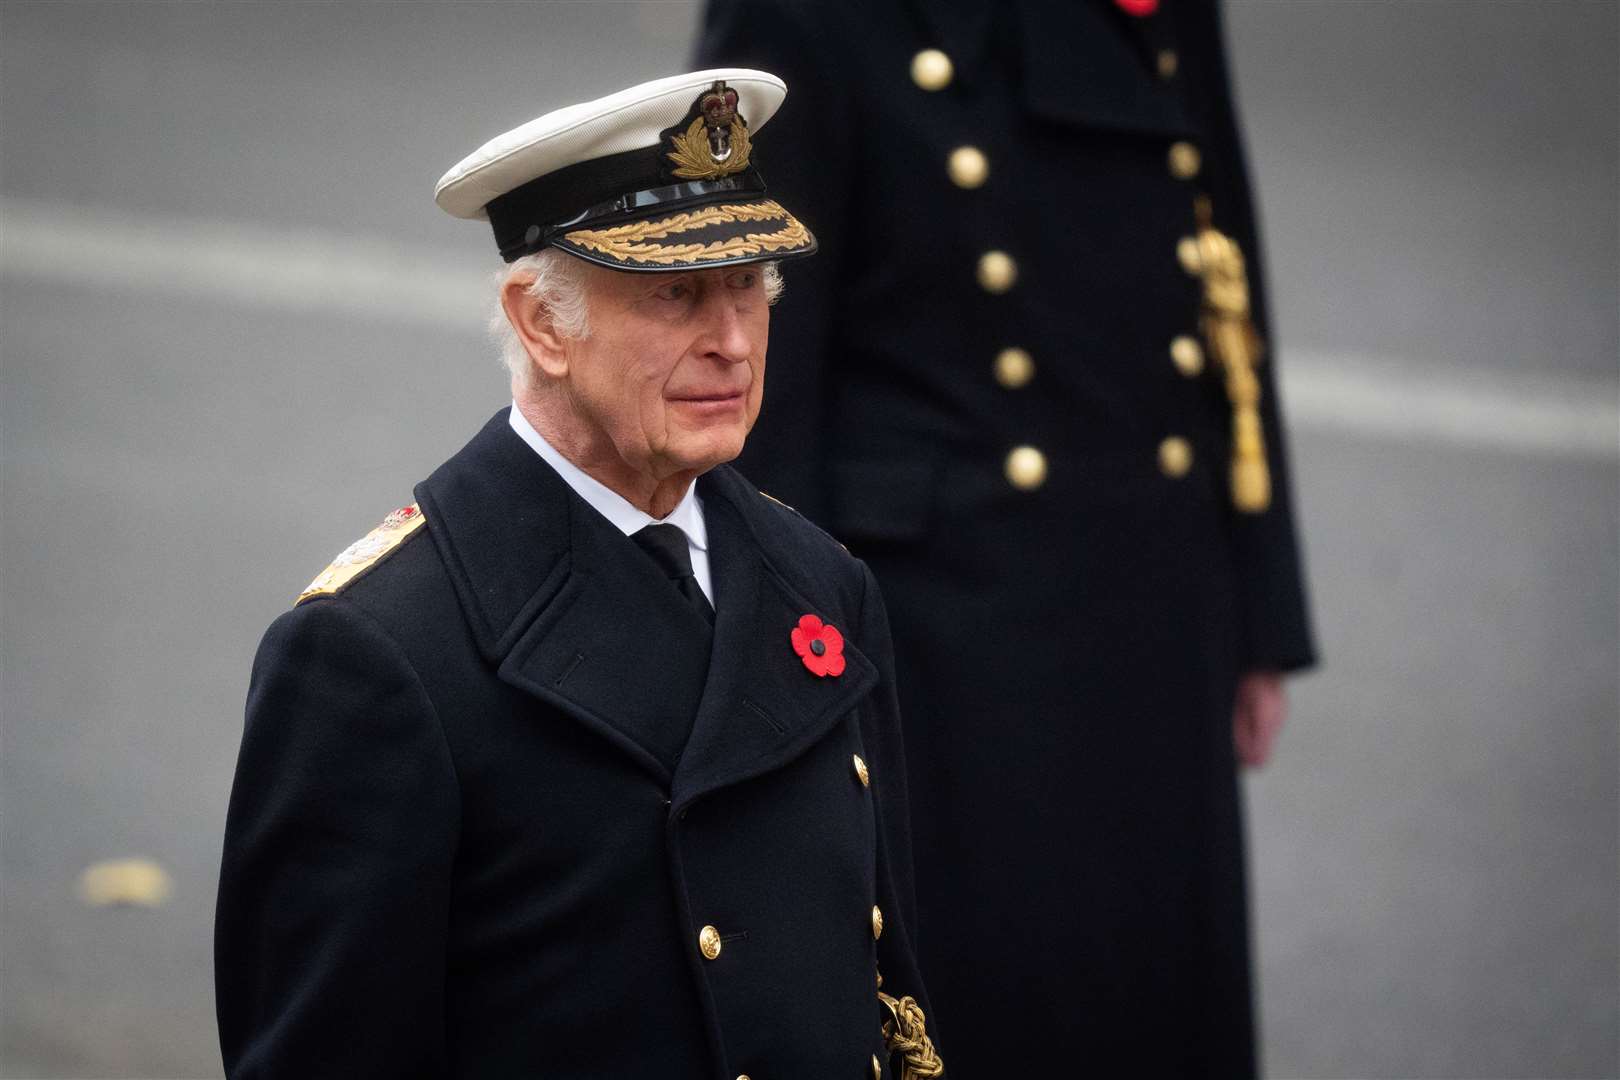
697 0 1317 1074
215 412 934 1079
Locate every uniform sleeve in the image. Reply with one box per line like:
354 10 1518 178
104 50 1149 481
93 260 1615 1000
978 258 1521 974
695 0 854 523
214 598 459 1078
854 561 943 1057
1196 0 1319 673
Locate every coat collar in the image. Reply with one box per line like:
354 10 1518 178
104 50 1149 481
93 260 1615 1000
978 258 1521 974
414 411 876 802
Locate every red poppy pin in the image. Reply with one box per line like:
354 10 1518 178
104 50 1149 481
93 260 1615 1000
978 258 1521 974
791 614 846 678
1114 0 1159 15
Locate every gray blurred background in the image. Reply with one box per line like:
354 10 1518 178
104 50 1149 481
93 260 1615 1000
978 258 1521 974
1 1 1615 1077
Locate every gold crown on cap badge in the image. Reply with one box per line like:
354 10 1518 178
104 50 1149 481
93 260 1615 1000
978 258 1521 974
666 80 752 180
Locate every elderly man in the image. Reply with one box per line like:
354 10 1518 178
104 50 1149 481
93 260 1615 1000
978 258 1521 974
214 70 940 1080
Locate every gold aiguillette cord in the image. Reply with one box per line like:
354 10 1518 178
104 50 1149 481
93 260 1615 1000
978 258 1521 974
877 970 944 1079
1184 196 1272 513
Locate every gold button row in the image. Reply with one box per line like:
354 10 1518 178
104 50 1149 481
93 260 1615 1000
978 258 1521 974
921 44 1181 94
1004 439 1192 491
905 45 1050 502
919 46 1017 435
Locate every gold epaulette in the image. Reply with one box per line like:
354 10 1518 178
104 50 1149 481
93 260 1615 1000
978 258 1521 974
295 503 426 606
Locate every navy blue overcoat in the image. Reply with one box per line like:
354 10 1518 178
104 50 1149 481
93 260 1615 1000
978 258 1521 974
697 0 1319 1074
216 412 934 1079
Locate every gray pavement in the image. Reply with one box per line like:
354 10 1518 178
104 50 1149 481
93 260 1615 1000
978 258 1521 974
2 2 1616 1077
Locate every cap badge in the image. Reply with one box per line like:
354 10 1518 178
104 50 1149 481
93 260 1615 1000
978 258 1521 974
666 80 752 180
791 613 846 678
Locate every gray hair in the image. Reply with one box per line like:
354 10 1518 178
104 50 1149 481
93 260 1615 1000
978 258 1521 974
491 250 786 389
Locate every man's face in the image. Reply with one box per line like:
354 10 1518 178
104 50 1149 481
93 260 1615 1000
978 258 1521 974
560 262 770 483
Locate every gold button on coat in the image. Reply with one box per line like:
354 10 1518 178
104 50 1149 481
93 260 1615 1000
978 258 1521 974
1168 141 1202 180
947 145 989 188
1170 335 1205 377
1157 49 1179 79
853 754 871 787
1005 446 1048 491
910 49 954 91
976 250 1017 294
1177 236 1202 275
994 347 1034 388
1159 436 1194 478
698 925 723 960
872 905 884 940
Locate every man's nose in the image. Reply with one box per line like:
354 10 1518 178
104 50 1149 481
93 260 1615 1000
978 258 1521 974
697 287 754 363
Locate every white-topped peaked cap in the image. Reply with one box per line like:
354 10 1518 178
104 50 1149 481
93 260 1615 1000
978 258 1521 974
434 68 816 271
434 69 785 221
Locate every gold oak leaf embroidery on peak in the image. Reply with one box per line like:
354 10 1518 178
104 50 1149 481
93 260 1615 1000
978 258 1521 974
563 201 809 265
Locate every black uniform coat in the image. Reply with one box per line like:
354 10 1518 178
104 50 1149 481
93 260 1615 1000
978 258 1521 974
215 411 932 1079
698 0 1317 1074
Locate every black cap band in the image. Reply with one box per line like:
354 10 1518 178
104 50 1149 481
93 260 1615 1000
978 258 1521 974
487 143 767 262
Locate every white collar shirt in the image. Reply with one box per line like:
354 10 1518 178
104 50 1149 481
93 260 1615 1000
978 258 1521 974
508 403 713 604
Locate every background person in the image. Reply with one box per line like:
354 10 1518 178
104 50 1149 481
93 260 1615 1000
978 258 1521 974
697 1 1317 1074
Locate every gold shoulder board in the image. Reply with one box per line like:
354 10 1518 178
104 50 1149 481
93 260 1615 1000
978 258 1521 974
295 503 426 606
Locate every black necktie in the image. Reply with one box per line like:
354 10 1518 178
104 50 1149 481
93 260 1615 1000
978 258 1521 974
632 524 714 625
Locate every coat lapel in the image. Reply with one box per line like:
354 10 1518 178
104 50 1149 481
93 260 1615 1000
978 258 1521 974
671 469 877 813
415 411 712 784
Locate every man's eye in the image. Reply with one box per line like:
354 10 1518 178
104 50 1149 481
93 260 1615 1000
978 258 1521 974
655 282 691 301
729 271 758 289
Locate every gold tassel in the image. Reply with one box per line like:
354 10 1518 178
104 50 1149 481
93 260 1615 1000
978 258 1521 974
1189 197 1271 514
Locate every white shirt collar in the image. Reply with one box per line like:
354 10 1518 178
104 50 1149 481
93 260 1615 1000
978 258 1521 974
508 403 708 552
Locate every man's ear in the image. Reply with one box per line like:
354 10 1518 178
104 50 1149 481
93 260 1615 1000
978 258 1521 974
501 274 570 379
